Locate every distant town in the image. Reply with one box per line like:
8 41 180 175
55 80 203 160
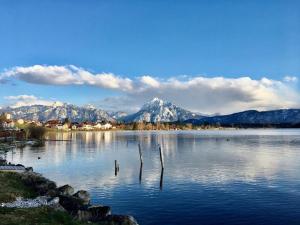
0 112 200 133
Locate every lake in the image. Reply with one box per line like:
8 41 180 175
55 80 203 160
5 129 300 225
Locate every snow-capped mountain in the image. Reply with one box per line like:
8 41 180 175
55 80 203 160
0 103 114 122
108 111 128 120
122 98 202 122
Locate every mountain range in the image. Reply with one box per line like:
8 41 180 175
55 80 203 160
186 109 300 127
0 98 300 126
0 103 113 123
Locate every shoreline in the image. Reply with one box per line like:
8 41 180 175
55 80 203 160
47 127 300 133
0 159 138 225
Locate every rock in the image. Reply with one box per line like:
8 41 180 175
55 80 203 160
20 172 57 195
25 167 33 172
76 209 92 221
48 197 66 212
0 158 7 166
35 180 57 195
1 196 61 209
100 215 139 225
46 189 58 197
16 164 24 167
88 205 111 221
48 197 60 205
73 190 90 205
58 184 74 195
59 195 86 213
75 205 111 222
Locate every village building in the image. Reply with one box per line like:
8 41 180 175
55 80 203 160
56 123 69 130
102 123 112 130
16 119 25 125
2 120 15 130
93 123 103 130
44 120 60 129
4 113 12 120
79 122 94 130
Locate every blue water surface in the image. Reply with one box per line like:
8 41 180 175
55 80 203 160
6 129 300 225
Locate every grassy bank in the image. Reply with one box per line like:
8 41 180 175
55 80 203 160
0 172 94 225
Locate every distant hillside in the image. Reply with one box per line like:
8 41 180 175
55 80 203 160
122 98 203 123
186 109 300 127
0 103 114 122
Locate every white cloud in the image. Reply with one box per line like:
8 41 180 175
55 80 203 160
3 95 62 108
100 76 300 114
1 65 133 91
284 76 298 82
1 65 299 114
140 76 160 88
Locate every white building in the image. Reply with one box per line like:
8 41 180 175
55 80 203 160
5 113 12 120
17 119 24 125
102 123 112 130
2 120 15 129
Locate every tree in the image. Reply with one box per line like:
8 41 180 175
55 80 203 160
27 125 46 140
63 117 71 125
0 113 6 130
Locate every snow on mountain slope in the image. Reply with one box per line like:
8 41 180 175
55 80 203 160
123 98 202 122
0 103 114 122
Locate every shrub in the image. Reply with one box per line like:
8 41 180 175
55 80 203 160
27 125 46 140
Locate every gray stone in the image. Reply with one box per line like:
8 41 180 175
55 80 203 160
1 196 61 209
59 194 86 213
58 184 74 195
20 172 57 195
73 190 90 205
0 158 7 166
100 215 139 225
75 205 111 222
25 167 33 172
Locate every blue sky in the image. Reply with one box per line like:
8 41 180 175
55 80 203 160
0 0 299 113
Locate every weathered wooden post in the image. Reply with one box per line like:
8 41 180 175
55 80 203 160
115 160 118 176
139 163 143 184
160 168 164 190
158 144 164 169
138 143 143 165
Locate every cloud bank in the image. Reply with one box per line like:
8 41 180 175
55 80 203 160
1 65 299 114
1 65 133 91
4 95 62 108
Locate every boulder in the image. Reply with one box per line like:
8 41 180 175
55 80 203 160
73 190 90 205
20 172 57 195
0 158 7 166
46 189 58 197
35 181 57 195
100 215 139 225
88 205 111 221
57 184 74 195
59 194 86 213
75 205 111 222
48 197 66 212
25 167 33 172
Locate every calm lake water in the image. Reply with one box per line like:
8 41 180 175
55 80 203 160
5 129 300 225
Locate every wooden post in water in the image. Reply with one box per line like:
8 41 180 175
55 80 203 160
160 168 164 190
139 163 143 184
158 144 164 169
138 143 143 165
115 160 118 176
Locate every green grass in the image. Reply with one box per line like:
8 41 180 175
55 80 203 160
0 207 89 225
0 172 37 203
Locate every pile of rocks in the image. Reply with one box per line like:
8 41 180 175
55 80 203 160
1 196 60 208
1 163 138 225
